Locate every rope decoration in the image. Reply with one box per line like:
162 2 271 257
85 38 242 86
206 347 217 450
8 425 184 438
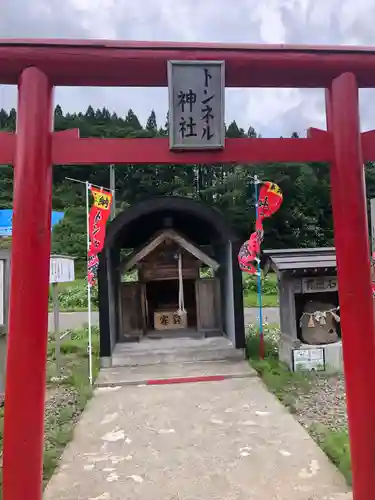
299 307 340 328
177 250 186 315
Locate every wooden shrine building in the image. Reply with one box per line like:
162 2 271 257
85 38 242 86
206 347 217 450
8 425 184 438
98 196 245 367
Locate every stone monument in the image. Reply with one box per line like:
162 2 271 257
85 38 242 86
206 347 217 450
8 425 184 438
264 248 342 372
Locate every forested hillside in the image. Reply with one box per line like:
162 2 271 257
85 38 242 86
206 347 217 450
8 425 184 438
1 105 375 264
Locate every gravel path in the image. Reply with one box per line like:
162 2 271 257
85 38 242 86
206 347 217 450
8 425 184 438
293 375 347 432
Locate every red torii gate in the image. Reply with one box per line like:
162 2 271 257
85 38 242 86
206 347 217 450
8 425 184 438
0 40 375 500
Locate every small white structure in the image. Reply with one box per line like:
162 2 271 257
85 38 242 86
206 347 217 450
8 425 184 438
50 254 75 284
49 254 76 377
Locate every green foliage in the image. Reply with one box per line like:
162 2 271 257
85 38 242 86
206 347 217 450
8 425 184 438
242 272 278 295
0 106 345 263
242 273 279 307
310 424 351 484
246 325 311 408
0 327 100 497
2 106 374 261
49 281 98 310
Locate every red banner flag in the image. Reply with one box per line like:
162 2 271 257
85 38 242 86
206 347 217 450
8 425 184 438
88 186 113 285
238 231 262 275
238 181 283 275
258 181 283 221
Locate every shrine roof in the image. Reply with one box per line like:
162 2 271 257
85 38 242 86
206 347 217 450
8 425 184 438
264 247 337 272
121 229 219 272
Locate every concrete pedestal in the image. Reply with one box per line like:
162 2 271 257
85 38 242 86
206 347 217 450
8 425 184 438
279 335 343 373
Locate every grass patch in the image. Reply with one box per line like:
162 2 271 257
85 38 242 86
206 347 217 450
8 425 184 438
243 272 279 308
0 326 100 497
48 279 99 312
310 424 351 485
243 292 278 307
246 326 311 411
246 325 351 484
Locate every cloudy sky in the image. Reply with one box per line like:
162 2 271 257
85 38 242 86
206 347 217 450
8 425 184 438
0 0 374 137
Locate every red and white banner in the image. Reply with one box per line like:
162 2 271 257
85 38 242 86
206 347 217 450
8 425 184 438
238 181 283 275
257 181 283 221
87 186 113 285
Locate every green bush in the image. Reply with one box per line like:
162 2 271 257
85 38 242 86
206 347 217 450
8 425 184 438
311 424 351 485
246 326 311 409
242 273 278 296
49 283 99 309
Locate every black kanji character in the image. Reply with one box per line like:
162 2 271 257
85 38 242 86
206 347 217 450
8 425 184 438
172 314 182 325
179 116 197 138
98 196 109 209
160 315 169 326
177 89 197 113
259 196 269 212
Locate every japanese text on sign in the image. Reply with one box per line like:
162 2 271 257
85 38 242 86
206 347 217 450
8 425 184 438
88 186 113 286
168 61 225 149
302 277 338 294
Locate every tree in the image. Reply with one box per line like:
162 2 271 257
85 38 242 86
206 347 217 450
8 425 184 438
247 126 257 138
226 120 245 138
85 106 95 120
0 104 360 264
54 105 63 117
146 110 157 133
125 109 142 130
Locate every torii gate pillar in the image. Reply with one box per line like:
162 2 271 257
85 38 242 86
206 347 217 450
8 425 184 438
2 67 53 500
328 73 375 499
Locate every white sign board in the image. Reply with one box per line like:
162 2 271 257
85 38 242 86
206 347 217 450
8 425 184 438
168 60 225 150
0 260 4 325
49 256 75 284
293 348 325 372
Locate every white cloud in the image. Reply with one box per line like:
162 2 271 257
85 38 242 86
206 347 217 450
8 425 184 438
0 0 374 136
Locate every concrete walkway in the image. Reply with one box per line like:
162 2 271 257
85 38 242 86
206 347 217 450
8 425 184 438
48 307 280 332
44 374 350 500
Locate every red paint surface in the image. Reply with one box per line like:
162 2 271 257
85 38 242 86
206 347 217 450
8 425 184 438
2 40 375 86
0 133 15 164
2 68 53 500
147 375 226 385
327 74 375 500
51 136 333 165
0 134 335 167
259 334 265 360
12 129 375 167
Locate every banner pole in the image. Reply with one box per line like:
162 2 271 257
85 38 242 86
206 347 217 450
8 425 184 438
86 181 93 385
254 175 264 359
